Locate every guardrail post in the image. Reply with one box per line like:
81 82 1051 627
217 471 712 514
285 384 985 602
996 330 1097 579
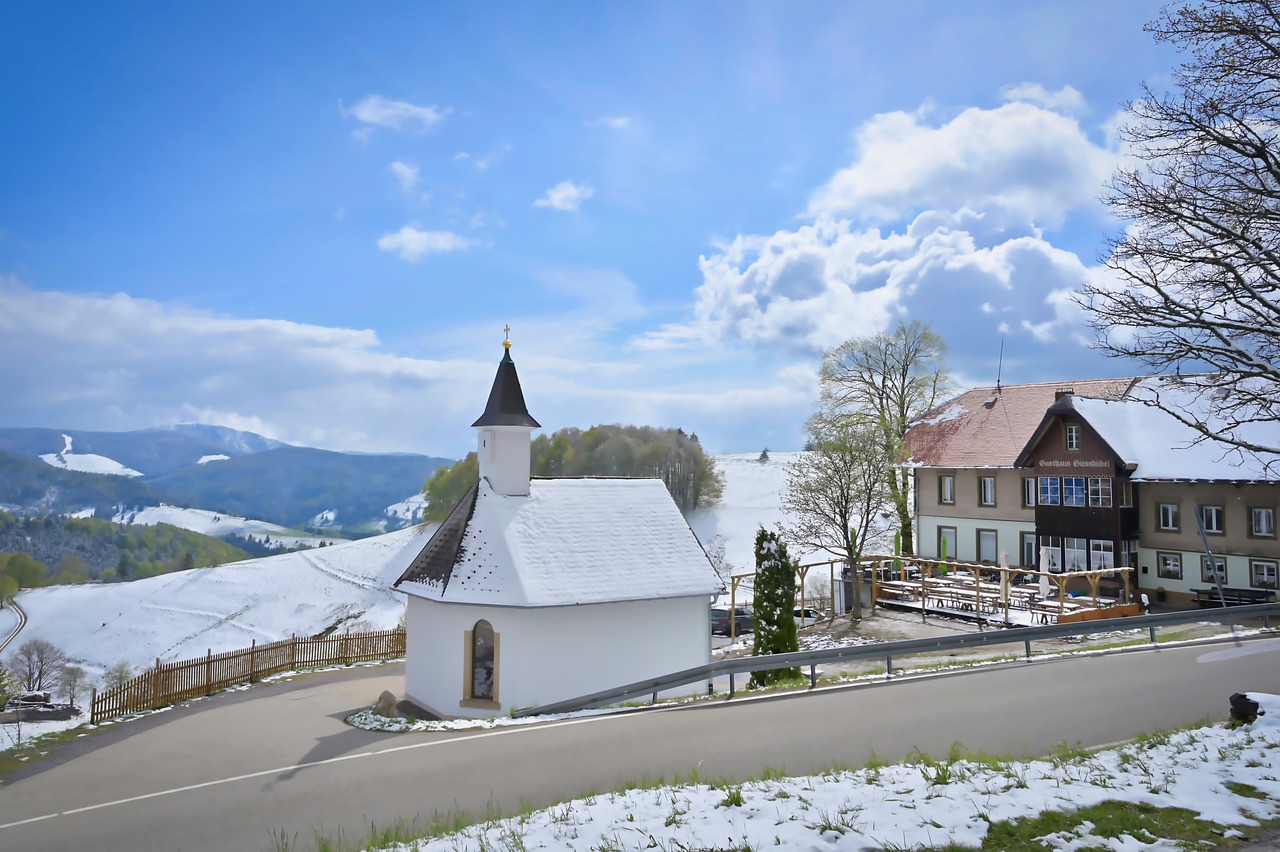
809 664 817 688
729 672 735 697
651 688 658 705
1025 639 1032 661
1149 625 1158 645
886 653 893 679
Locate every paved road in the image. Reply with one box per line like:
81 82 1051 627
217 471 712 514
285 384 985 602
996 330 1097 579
2 637 1278 851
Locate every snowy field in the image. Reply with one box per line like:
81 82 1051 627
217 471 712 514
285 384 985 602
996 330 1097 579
383 691 1280 851
13 525 432 677
111 504 333 550
13 452 797 676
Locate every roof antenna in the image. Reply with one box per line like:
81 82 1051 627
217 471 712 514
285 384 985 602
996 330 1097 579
996 337 1004 394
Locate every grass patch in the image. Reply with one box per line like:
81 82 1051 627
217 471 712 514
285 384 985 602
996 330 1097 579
981 800 1231 850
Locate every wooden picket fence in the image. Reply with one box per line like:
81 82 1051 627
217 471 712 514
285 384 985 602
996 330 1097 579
89 627 406 724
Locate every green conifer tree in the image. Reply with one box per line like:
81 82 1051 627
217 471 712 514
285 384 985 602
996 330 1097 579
750 527 800 687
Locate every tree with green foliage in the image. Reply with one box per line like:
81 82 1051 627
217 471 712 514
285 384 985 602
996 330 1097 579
819 320 954 555
52 555 90 586
749 528 801 687
421 424 724 522
1 553 46 589
0 574 17 607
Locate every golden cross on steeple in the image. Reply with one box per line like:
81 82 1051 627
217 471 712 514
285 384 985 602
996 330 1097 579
503 323 511 349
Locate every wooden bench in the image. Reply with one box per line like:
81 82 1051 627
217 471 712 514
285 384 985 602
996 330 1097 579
1190 587 1275 607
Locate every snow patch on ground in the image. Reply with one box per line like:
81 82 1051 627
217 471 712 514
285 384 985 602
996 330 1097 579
197 454 230 464
111 504 325 549
379 693 1280 851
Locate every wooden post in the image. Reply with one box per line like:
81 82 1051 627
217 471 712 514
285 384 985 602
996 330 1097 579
150 657 161 710
205 649 212 696
90 686 98 725
290 634 297 670
249 640 257 683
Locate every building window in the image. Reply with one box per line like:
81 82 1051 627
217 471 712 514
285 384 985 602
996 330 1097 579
1119 480 1134 508
978 476 996 507
1065 423 1081 452
1090 540 1115 571
1039 477 1061 506
938 474 955 505
1120 540 1140 569
977 529 997 563
1022 477 1037 508
469 619 496 701
1020 532 1037 567
1064 537 1087 571
1252 560 1278 589
1063 477 1087 507
1158 503 1180 532
1201 556 1227 584
938 526 957 561
1040 536 1062 572
1088 477 1112 508
1200 505 1225 535
1251 507 1276 538
1157 552 1183 580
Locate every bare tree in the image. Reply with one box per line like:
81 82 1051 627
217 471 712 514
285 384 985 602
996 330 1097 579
818 320 955 553
1077 0 1280 459
103 660 135 691
783 411 892 619
7 638 67 693
60 664 87 706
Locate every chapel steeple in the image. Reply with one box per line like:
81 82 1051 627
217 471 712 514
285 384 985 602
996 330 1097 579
472 328 539 496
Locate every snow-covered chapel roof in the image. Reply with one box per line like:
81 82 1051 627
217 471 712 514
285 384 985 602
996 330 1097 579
394 477 723 607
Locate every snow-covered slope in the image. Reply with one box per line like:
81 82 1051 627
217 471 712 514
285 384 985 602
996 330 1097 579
39 434 143 477
17 524 435 676
112 504 328 550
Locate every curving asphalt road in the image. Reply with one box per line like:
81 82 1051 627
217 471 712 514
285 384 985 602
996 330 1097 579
0 599 25 655
1 635 1278 851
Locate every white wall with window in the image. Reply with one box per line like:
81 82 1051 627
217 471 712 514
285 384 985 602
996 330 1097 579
1157 551 1182 580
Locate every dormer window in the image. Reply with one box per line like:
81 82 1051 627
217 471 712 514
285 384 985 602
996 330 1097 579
1065 423 1081 452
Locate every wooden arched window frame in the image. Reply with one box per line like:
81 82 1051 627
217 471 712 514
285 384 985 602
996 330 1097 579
462 619 499 707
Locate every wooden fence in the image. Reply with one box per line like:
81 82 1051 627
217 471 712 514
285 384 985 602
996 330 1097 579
89 628 406 724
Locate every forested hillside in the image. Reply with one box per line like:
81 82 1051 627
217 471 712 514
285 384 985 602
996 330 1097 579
0 510 251 586
0 449 162 517
423 424 723 521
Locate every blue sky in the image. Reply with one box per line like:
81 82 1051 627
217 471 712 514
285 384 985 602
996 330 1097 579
0 1 1176 457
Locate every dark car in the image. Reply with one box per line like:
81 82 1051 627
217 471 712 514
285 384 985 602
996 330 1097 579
710 606 754 636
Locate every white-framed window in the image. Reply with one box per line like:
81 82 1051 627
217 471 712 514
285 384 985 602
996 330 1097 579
1064 537 1087 571
1157 551 1183 580
1252 507 1276 538
1200 505 1225 535
1063 477 1087 507
1252 560 1278 589
938 526 957 561
1158 503 1180 532
1090 540 1115 571
978 476 996 507
1119 480 1134 508
1040 536 1062 572
1065 423 1081 452
1022 477 1037 508
1088 477 1112 508
1201 556 1227 584
1020 532 1037 567
977 529 997 563
1039 477 1060 506
1120 539 1140 568
938 474 955 505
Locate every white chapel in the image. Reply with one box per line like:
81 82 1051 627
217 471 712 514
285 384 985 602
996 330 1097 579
393 337 724 718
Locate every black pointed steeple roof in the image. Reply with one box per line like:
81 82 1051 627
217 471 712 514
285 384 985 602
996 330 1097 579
471 345 540 428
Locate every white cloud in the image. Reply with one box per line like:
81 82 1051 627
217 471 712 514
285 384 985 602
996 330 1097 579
806 100 1116 227
1000 82 1088 115
534 180 595 212
592 116 631 130
390 161 420 193
345 95 449 138
377 225 474 261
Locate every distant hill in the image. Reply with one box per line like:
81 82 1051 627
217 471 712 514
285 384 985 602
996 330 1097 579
0 425 452 535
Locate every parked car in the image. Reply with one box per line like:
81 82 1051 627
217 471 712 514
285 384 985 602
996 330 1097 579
710 606 754 635
794 607 827 627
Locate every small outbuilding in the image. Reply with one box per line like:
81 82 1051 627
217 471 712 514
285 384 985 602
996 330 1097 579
393 338 723 718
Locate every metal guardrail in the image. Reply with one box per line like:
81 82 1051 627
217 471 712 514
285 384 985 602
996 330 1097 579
512 602 1280 718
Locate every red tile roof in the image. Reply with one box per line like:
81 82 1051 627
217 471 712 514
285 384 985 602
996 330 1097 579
902 377 1137 468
